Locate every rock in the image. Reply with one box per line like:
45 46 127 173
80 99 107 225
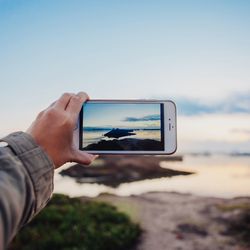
60 155 192 187
177 223 208 237
84 138 164 151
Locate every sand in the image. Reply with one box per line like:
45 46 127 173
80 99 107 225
82 192 250 250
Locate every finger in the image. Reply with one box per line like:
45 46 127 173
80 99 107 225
48 101 56 108
54 93 74 110
71 150 98 165
66 92 89 121
77 91 89 100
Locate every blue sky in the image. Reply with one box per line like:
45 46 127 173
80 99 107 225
83 103 160 129
1 0 250 101
0 0 249 152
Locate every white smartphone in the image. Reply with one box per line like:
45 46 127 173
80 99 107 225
77 100 177 155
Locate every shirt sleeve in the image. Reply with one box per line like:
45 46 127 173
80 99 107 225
0 132 54 249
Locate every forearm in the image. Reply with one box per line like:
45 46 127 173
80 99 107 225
0 132 54 249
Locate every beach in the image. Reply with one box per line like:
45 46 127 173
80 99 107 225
54 154 250 249
82 192 250 250
2 1 250 249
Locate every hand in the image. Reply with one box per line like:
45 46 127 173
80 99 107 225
27 92 97 169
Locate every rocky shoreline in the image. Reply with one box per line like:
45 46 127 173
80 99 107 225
60 155 190 187
83 138 164 151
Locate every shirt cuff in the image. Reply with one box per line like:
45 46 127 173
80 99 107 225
1 131 54 213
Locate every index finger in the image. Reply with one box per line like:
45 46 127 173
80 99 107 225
54 93 74 110
67 92 89 121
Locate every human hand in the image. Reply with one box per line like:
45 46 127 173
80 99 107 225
27 92 97 169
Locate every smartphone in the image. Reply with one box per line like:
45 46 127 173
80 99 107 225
77 100 177 154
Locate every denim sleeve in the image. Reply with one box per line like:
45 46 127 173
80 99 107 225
0 132 54 249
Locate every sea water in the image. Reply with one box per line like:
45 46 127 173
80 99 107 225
54 154 250 198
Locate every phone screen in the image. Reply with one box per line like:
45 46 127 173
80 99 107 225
80 102 165 151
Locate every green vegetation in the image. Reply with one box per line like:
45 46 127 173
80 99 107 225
9 194 141 250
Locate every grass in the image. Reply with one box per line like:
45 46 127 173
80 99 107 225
8 194 141 250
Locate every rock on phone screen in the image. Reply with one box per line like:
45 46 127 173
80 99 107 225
80 102 165 151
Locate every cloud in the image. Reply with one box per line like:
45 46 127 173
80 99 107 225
176 92 250 116
123 114 160 122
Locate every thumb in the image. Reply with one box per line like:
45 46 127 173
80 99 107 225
71 150 98 165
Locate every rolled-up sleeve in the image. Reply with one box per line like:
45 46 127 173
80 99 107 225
0 132 54 249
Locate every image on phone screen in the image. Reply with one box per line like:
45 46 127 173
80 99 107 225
80 103 165 151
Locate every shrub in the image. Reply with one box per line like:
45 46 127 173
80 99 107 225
9 194 141 250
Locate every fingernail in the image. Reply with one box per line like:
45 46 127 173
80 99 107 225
77 92 89 102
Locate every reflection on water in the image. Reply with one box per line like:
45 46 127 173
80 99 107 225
82 130 161 148
54 155 250 198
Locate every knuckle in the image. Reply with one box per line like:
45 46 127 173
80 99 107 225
62 92 72 99
72 95 81 102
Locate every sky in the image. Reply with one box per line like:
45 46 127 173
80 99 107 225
83 103 161 129
0 0 249 153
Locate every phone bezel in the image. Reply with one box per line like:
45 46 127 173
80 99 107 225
78 99 177 155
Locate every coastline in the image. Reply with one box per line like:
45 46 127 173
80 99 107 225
60 155 189 187
81 191 250 250
83 138 164 151
54 154 250 199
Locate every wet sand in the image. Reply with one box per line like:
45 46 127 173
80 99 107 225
81 192 250 250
